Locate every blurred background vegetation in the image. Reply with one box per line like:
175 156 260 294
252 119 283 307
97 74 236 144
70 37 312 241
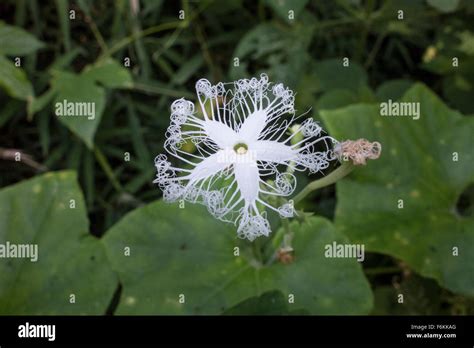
0 0 473 315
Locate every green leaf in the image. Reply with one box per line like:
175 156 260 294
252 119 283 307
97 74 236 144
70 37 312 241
427 0 460 13
171 54 204 85
0 171 117 314
317 89 359 111
33 59 131 145
223 290 308 315
321 83 474 295
230 20 314 87
265 0 309 22
313 59 368 92
27 86 58 119
103 202 373 314
0 55 33 100
442 73 474 114
375 79 413 101
422 55 454 75
83 58 133 89
51 71 106 149
316 86 376 113
0 21 44 56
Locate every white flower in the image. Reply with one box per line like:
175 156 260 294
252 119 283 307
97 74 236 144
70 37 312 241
154 74 338 241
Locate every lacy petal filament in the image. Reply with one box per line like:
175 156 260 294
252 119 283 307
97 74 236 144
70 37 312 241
154 74 338 240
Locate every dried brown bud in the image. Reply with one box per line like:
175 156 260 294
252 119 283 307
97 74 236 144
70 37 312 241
277 248 295 265
334 139 382 165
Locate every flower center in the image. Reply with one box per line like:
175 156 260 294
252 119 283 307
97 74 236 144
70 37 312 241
233 142 248 155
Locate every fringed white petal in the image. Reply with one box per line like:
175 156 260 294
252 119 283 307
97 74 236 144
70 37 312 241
188 149 234 183
252 140 296 163
154 74 339 241
233 159 259 202
277 202 295 218
237 212 271 241
238 109 267 144
204 120 239 149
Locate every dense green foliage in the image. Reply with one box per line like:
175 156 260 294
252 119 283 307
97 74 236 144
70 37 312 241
0 0 473 315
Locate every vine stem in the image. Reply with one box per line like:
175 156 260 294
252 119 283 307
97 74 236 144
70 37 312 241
93 146 123 192
97 1 212 62
98 21 184 61
293 161 354 205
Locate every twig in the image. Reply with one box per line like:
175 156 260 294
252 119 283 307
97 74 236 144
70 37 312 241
0 148 47 172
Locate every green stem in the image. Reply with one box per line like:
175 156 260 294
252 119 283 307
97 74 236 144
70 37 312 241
77 0 108 53
86 15 108 53
364 29 387 69
293 162 354 205
93 146 123 193
131 82 195 98
355 0 374 62
252 238 264 265
98 21 183 61
194 22 216 80
98 1 213 61
282 218 291 235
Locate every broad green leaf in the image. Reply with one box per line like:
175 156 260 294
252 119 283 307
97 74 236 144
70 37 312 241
0 171 117 314
0 55 33 100
317 89 359 111
223 290 308 315
420 31 474 114
375 79 413 101
103 201 373 315
443 73 474 114
427 0 460 12
316 87 376 113
83 58 133 89
0 21 44 56
51 71 106 149
265 0 309 22
321 83 474 295
313 59 368 92
422 55 454 75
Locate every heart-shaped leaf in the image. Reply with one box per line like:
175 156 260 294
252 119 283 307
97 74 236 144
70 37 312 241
103 201 373 314
82 58 133 89
0 171 117 314
223 290 308 315
321 83 474 295
313 59 368 93
50 59 132 148
52 71 105 149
